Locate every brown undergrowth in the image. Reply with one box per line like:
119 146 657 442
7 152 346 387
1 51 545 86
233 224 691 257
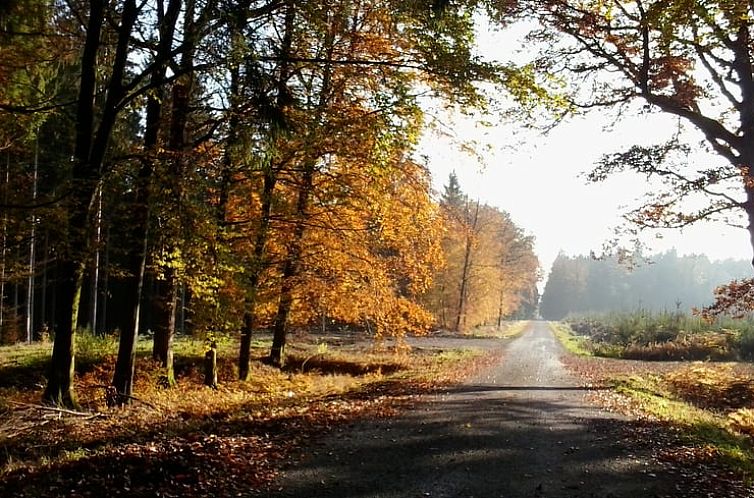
0 332 494 497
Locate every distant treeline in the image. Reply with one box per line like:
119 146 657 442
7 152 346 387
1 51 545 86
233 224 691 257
540 251 752 320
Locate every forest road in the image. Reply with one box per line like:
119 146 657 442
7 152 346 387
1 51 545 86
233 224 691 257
261 321 684 498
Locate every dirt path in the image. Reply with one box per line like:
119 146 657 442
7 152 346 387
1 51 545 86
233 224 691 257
261 322 691 497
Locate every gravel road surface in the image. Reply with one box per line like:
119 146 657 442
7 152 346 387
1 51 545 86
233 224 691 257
263 321 696 497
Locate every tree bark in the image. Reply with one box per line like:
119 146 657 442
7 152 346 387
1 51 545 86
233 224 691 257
743 145 754 270
26 135 38 342
114 0 182 400
269 3 334 366
154 274 177 386
88 188 101 335
151 0 194 385
269 163 314 367
59 0 138 404
240 2 293 375
0 155 8 337
43 0 108 408
454 200 479 333
112 225 148 402
204 340 217 389
43 259 84 407
239 169 276 379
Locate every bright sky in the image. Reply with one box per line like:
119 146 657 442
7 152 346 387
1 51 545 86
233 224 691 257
418 19 752 281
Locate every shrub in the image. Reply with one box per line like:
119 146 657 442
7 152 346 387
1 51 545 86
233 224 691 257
667 365 754 411
621 333 736 361
736 329 754 360
565 311 754 361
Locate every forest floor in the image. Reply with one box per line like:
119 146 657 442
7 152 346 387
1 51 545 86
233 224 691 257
1 322 753 497
0 324 521 497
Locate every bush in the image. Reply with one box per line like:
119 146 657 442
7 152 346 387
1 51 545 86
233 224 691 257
621 333 736 361
666 365 754 411
565 312 754 361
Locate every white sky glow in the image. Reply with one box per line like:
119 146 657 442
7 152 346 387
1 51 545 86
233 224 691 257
418 19 752 281
420 113 751 280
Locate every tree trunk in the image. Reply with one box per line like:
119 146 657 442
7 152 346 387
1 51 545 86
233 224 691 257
269 3 329 367
72 0 139 403
88 188 102 334
744 153 754 271
454 200 479 333
0 155 8 336
270 166 314 367
112 229 148 402
152 0 194 382
153 270 177 387
26 134 38 342
738 26 754 271
43 259 84 407
114 0 182 400
97 227 109 334
239 169 277 379
204 340 217 389
238 3 292 377
497 287 505 328
48 0 138 407
238 313 254 380
43 0 108 408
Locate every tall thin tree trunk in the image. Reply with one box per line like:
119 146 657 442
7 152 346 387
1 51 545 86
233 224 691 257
269 3 333 367
151 0 194 387
49 252 56 337
439 284 446 329
26 134 38 342
113 0 182 400
454 200 479 333
235 3 292 379
40 231 48 332
497 287 505 328
267 164 316 366
112 227 147 400
153 272 177 385
13 247 19 332
98 226 109 333
43 0 108 408
0 154 9 337
179 285 185 334
45 0 137 408
88 188 102 334
239 170 276 379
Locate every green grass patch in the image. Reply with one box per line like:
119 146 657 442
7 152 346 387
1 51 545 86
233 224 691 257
434 348 479 362
0 342 52 368
613 374 754 476
464 321 531 339
549 322 593 356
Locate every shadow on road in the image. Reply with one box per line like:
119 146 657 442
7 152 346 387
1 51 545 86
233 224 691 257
445 384 611 393
265 395 689 498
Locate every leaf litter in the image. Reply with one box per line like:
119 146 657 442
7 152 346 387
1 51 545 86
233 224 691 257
0 341 496 497
562 353 754 496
